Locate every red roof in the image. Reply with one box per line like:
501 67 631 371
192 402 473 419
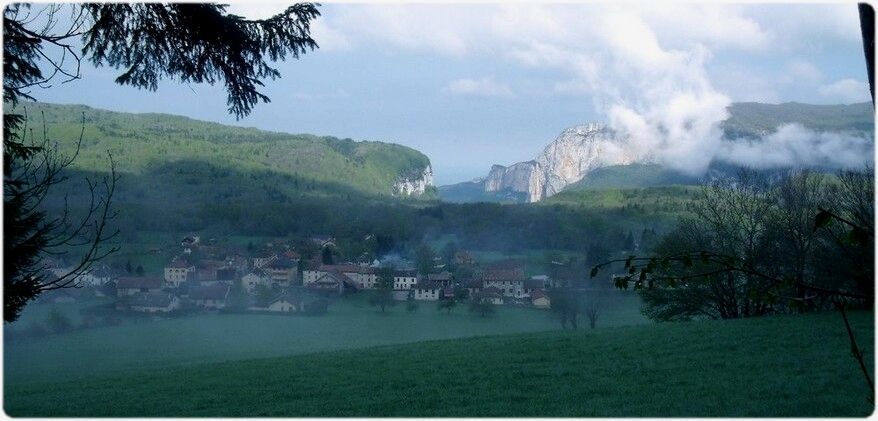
482 268 526 282
189 284 230 301
167 259 192 269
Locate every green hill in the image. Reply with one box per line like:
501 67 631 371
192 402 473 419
11 101 433 202
722 101 874 139
4 311 872 417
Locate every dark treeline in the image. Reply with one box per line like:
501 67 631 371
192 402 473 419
637 168 873 321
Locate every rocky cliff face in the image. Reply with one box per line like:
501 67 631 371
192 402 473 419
483 123 641 202
393 165 434 196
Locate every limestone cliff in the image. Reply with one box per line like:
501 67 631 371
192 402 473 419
484 123 641 202
393 164 434 196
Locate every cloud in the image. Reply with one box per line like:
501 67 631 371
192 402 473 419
720 124 873 169
313 4 869 174
819 79 871 103
444 77 513 98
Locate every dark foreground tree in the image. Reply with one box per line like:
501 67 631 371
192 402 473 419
3 3 321 322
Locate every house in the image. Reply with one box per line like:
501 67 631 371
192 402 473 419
476 287 504 305
48 263 119 287
194 260 226 282
252 254 276 269
262 257 298 285
267 290 302 312
305 264 376 289
393 269 419 290
482 268 527 298
116 277 164 296
164 259 195 287
427 271 453 288
242 269 272 293
189 284 230 309
307 271 359 295
309 235 336 248
412 281 441 300
524 277 548 295
463 279 482 297
531 289 551 309
129 292 180 313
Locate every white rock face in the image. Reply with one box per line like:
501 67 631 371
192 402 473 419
393 165 434 196
484 123 642 202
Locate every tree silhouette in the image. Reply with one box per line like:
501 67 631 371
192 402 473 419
3 3 321 322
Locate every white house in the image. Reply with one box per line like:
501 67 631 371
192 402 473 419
393 269 419 290
412 281 441 301
164 259 195 287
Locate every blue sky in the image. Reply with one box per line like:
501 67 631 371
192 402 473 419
30 3 872 184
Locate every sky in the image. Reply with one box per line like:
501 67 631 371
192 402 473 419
28 3 873 184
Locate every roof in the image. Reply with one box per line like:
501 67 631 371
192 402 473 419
427 272 452 282
314 271 359 289
270 289 302 305
189 284 230 301
166 259 192 269
320 264 374 274
531 289 549 300
464 279 482 289
482 268 526 282
394 269 418 277
117 277 163 290
479 287 503 298
265 257 296 270
130 292 175 308
525 279 545 289
413 281 440 290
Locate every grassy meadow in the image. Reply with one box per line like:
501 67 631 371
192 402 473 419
5 311 872 417
4 290 646 385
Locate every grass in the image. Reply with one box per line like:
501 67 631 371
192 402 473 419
4 311 872 417
4 291 646 385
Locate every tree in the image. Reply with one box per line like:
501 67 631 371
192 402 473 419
321 246 335 265
415 243 436 275
437 298 457 314
584 298 601 329
3 3 321 322
406 295 419 313
253 284 275 308
135 265 144 277
547 288 581 329
46 308 72 334
368 267 396 312
469 296 495 317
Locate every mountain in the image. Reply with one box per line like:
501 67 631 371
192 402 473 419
440 102 874 203
14 102 435 201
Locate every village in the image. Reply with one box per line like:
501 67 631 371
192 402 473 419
41 234 563 317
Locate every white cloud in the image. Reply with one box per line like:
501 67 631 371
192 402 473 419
444 77 513 98
819 79 871 103
720 124 872 169
313 3 869 173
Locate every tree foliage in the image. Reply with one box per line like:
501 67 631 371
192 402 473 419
3 3 320 322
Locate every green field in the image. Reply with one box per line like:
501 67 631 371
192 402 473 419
4 311 872 416
4 291 646 385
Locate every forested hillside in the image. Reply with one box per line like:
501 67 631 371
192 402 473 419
14 101 433 202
